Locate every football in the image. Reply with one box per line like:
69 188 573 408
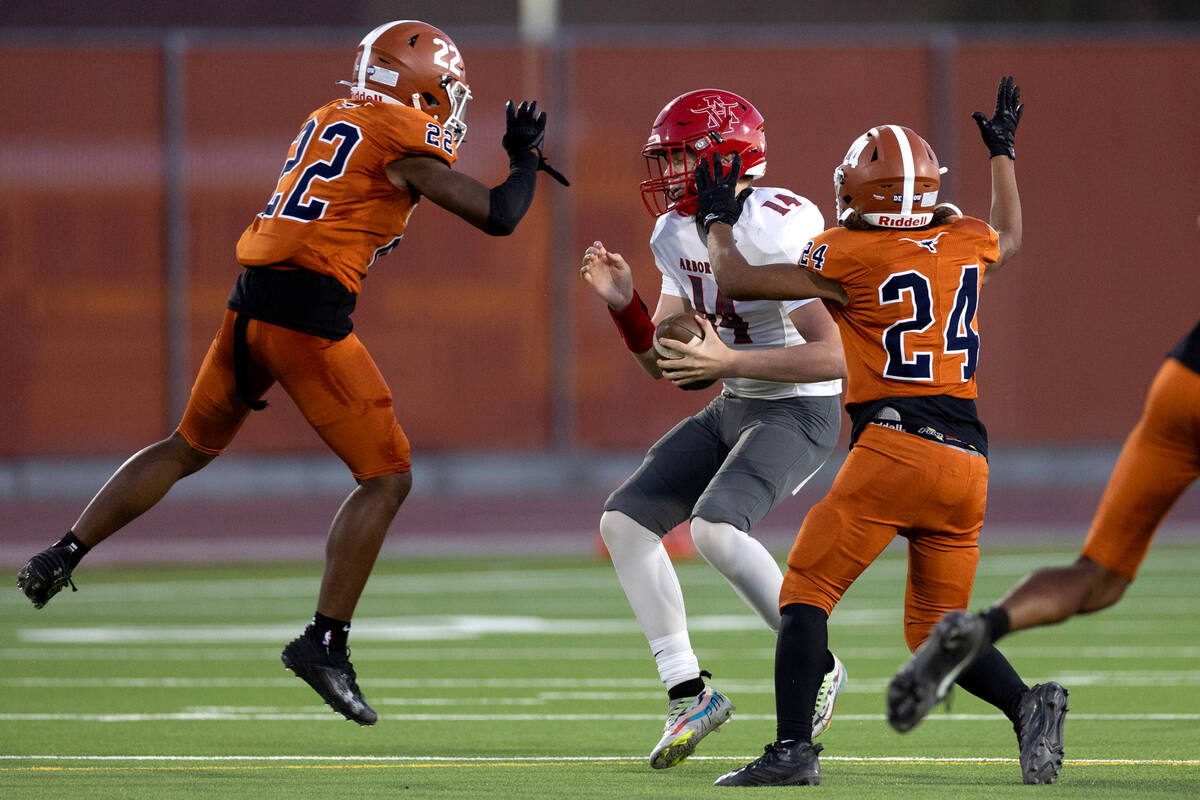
653 312 716 391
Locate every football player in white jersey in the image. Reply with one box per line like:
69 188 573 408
579 89 848 770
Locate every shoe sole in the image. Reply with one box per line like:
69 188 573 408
886 613 983 733
650 702 735 769
281 646 377 726
1021 683 1069 785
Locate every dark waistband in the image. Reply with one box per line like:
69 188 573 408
227 266 356 340
847 395 988 457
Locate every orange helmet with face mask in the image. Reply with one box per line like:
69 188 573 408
347 20 472 143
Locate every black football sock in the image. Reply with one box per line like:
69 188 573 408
53 532 90 570
980 606 1011 645
775 603 828 743
305 612 351 652
955 645 1028 725
668 677 706 701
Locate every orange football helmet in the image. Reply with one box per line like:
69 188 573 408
347 20 472 143
640 89 767 217
834 125 947 229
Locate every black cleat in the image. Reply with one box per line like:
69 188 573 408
713 741 822 787
1016 682 1069 784
281 635 377 725
886 610 987 732
17 546 78 609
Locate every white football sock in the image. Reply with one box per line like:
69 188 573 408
690 517 783 634
599 510 699 688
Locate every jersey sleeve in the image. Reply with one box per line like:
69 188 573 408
972 217 1001 269
372 105 459 167
798 228 866 290
649 216 687 298
740 189 827 313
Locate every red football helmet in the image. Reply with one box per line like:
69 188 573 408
640 89 767 217
833 125 948 228
346 20 472 143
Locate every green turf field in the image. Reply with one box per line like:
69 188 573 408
2 539 1197 798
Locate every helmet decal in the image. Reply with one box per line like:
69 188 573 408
640 88 766 218
688 95 741 135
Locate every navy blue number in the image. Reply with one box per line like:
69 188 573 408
278 122 362 221
879 266 981 382
263 118 317 216
424 122 454 157
879 271 934 380
945 266 980 380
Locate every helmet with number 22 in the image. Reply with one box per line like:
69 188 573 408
640 88 767 218
347 20 472 143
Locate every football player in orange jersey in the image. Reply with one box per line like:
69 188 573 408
886 319 1200 732
15 20 566 726
682 77 1068 787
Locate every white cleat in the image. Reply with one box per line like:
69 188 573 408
812 652 846 738
649 685 735 769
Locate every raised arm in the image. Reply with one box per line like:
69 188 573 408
973 76 1024 280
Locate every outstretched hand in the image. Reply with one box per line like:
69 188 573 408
694 152 742 232
502 100 570 186
579 240 634 310
502 100 545 159
973 75 1023 159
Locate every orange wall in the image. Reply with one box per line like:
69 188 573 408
1 35 1196 458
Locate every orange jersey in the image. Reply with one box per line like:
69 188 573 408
236 98 459 294
801 216 999 406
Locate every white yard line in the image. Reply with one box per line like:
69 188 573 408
0 754 1196 766
3 712 1199 723
6 672 1200 690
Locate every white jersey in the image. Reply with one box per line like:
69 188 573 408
651 186 843 399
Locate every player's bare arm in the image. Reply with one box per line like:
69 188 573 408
387 155 491 227
659 302 845 388
704 223 849 304
974 76 1024 281
388 100 565 236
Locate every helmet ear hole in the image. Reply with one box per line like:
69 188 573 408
422 92 439 107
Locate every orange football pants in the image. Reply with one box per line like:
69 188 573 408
178 309 411 479
780 424 989 652
1082 358 1200 580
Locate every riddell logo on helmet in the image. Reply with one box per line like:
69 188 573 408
877 215 927 228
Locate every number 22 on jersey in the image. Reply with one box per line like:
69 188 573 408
879 265 980 382
261 117 363 222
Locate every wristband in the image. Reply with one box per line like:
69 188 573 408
608 290 655 354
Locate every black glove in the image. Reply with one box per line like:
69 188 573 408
694 152 742 232
973 75 1023 159
501 100 570 187
502 100 545 161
